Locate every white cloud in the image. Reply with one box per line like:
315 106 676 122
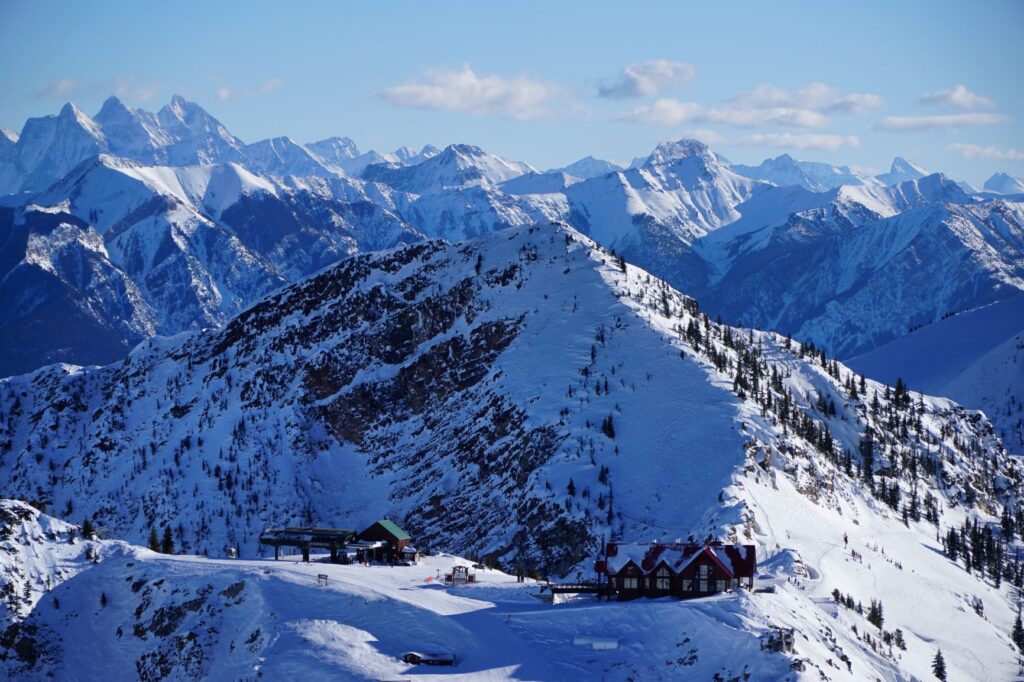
216 77 285 102
704 106 827 128
616 98 701 125
597 59 696 99
381 65 567 120
616 98 827 128
728 82 883 114
947 143 1024 161
733 133 860 151
920 84 995 110
617 82 880 129
682 128 729 145
33 78 77 100
875 112 1009 131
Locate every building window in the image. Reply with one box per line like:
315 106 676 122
623 577 638 590
699 580 708 592
698 564 710 579
715 579 726 592
655 576 670 590
682 579 693 591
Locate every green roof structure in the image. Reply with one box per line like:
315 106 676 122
374 519 410 541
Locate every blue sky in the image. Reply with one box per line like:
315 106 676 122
1 0 1021 184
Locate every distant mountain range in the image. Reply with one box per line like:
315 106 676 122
3 96 1024 682
1 95 1022 450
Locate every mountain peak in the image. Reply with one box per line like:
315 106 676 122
95 95 133 123
890 156 928 176
443 143 487 158
983 171 1024 194
644 138 713 167
876 156 929 186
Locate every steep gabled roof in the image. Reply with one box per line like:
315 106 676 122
678 545 734 578
372 519 410 541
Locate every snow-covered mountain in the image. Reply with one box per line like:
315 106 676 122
1 223 1021 680
875 157 929 186
984 171 1024 195
730 154 875 192
0 153 426 372
362 143 535 194
697 180 1024 358
849 294 1024 453
0 203 157 376
549 155 623 179
0 499 135 627
3 94 1023 451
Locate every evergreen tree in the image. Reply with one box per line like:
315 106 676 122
147 526 160 552
867 599 884 629
81 518 94 539
859 429 875 488
100 592 107 608
567 479 576 497
1013 611 1024 652
160 525 174 555
932 649 947 681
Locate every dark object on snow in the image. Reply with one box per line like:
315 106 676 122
760 627 795 653
445 565 476 585
258 527 357 563
402 651 456 666
754 585 777 593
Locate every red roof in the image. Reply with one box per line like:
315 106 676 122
602 541 756 578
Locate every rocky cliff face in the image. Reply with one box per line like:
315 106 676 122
0 223 1015 579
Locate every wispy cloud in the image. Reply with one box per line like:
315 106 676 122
947 143 1024 161
216 77 285 102
681 128 729 145
734 133 860 151
727 82 883 114
381 65 568 120
617 98 827 128
875 112 1009 131
597 60 695 99
33 78 77 100
920 84 995 110
617 82 881 129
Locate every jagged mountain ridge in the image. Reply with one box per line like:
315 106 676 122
0 223 1015 570
3 97 1023 458
0 203 157 374
0 95 448 195
1 222 1021 680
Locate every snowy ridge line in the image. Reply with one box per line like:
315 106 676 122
0 222 1021 680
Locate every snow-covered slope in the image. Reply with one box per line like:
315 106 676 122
0 204 157 376
0 155 432 374
549 155 623 179
849 294 1024 453
1 223 1021 681
697 182 1024 358
875 157 930 186
241 136 339 178
0 499 136 627
730 154 876 192
985 172 1024 195
0 103 106 196
362 144 534 195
